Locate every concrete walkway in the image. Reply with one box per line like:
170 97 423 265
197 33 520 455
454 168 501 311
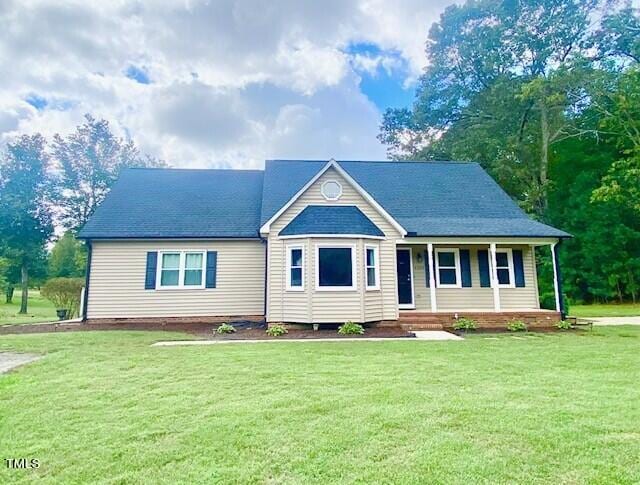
0 352 41 374
590 316 640 326
152 331 462 346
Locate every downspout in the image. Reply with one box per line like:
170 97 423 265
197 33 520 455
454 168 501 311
552 240 566 319
262 236 268 323
82 240 92 323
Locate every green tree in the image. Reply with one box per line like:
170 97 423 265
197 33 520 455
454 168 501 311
379 0 606 215
48 232 87 278
0 257 9 294
0 134 55 313
591 67 640 215
52 114 165 231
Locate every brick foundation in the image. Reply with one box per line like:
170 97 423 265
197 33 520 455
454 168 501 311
396 311 561 330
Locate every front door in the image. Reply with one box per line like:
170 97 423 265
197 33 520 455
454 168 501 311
396 248 414 308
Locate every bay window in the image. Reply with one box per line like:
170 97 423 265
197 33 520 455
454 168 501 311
286 245 304 290
365 244 379 290
316 245 357 290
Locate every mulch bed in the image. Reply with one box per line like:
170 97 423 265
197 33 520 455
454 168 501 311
0 321 414 339
212 327 414 340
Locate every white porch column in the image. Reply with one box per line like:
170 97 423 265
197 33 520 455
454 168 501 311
551 242 561 312
427 243 437 312
489 243 501 311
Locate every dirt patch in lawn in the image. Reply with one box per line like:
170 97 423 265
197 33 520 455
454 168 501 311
0 352 42 374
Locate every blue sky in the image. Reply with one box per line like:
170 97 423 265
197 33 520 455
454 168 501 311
1 0 454 168
347 42 416 111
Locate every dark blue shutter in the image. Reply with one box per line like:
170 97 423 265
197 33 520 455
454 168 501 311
460 249 472 287
424 250 430 287
478 250 490 287
513 249 525 287
145 252 157 289
205 251 217 288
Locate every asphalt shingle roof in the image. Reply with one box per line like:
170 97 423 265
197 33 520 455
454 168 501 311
79 160 569 239
78 168 264 239
279 205 384 237
261 160 570 238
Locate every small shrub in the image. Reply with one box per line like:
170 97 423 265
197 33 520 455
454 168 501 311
41 277 84 319
556 320 572 330
507 320 528 332
453 317 477 331
216 323 236 334
338 321 365 335
266 324 288 337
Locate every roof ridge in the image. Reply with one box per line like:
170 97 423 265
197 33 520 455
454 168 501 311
266 159 479 165
125 167 264 173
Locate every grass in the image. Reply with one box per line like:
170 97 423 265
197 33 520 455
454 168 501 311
0 290 57 325
1 328 639 483
571 303 640 317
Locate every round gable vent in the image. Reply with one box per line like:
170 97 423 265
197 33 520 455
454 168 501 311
321 180 342 200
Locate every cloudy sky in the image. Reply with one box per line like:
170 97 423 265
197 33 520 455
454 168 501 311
0 0 457 168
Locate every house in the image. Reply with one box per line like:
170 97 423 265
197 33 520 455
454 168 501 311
77 159 570 328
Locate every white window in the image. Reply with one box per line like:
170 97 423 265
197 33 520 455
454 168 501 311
157 251 206 289
435 248 461 288
365 244 379 290
494 248 515 288
286 245 304 291
315 244 357 291
184 253 204 286
321 180 342 200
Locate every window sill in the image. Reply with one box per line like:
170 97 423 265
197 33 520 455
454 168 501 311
154 286 207 291
315 287 358 292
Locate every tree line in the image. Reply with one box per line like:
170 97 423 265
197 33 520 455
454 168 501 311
379 0 640 304
0 115 164 313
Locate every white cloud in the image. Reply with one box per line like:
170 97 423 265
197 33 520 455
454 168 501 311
0 0 455 168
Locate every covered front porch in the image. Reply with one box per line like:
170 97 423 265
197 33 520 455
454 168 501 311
395 237 565 322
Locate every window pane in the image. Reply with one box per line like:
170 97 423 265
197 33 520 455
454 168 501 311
290 268 302 287
183 269 202 286
319 248 352 287
439 268 457 285
496 252 509 267
162 253 180 269
185 253 203 270
497 268 510 285
367 267 376 287
366 248 375 266
161 269 179 286
291 249 302 267
437 251 455 267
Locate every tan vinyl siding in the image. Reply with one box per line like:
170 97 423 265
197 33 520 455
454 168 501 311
500 245 540 310
87 240 265 318
404 244 539 312
267 167 401 323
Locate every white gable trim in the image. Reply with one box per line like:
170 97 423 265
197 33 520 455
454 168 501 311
260 159 407 236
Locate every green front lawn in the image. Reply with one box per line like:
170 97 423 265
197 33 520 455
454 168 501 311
1 328 639 483
0 290 57 325
571 303 640 317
